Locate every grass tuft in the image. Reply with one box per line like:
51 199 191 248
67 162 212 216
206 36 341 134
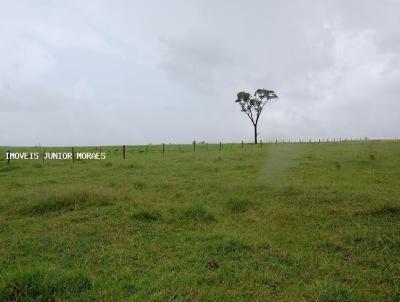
178 204 215 223
319 242 343 254
320 285 351 302
280 185 303 196
17 189 113 216
124 163 143 170
0 268 92 301
217 239 251 255
134 181 145 189
0 165 19 173
226 197 251 213
132 209 161 221
369 206 400 218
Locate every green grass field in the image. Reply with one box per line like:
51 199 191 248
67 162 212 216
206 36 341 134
0 141 399 301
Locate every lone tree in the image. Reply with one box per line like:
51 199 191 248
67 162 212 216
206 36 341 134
235 89 278 144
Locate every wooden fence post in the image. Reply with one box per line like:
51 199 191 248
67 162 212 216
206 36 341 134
72 147 75 164
260 140 263 147
123 145 126 159
242 140 244 148
7 150 10 165
219 142 222 151
193 141 196 152
162 143 165 156
42 149 45 163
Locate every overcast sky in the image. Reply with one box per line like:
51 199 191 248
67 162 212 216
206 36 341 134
1 0 399 146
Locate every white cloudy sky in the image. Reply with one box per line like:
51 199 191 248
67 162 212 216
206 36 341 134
1 0 399 146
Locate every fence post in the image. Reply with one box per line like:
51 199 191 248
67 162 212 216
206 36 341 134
162 143 165 156
219 142 222 151
275 139 277 144
242 140 244 148
207 143 208 151
123 145 126 159
178 144 180 151
260 140 263 147
7 150 10 165
193 141 196 152
72 147 75 164
42 149 45 163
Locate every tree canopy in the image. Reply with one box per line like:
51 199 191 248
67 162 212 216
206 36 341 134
235 89 278 143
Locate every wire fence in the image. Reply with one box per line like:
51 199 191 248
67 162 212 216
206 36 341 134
2 137 398 165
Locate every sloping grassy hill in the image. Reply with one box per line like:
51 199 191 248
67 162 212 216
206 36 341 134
0 141 399 301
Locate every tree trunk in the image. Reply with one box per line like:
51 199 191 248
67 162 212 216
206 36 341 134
254 123 258 144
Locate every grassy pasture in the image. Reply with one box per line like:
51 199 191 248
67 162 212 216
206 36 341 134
0 141 399 301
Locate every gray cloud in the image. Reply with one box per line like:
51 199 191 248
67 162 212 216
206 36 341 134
0 0 399 146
